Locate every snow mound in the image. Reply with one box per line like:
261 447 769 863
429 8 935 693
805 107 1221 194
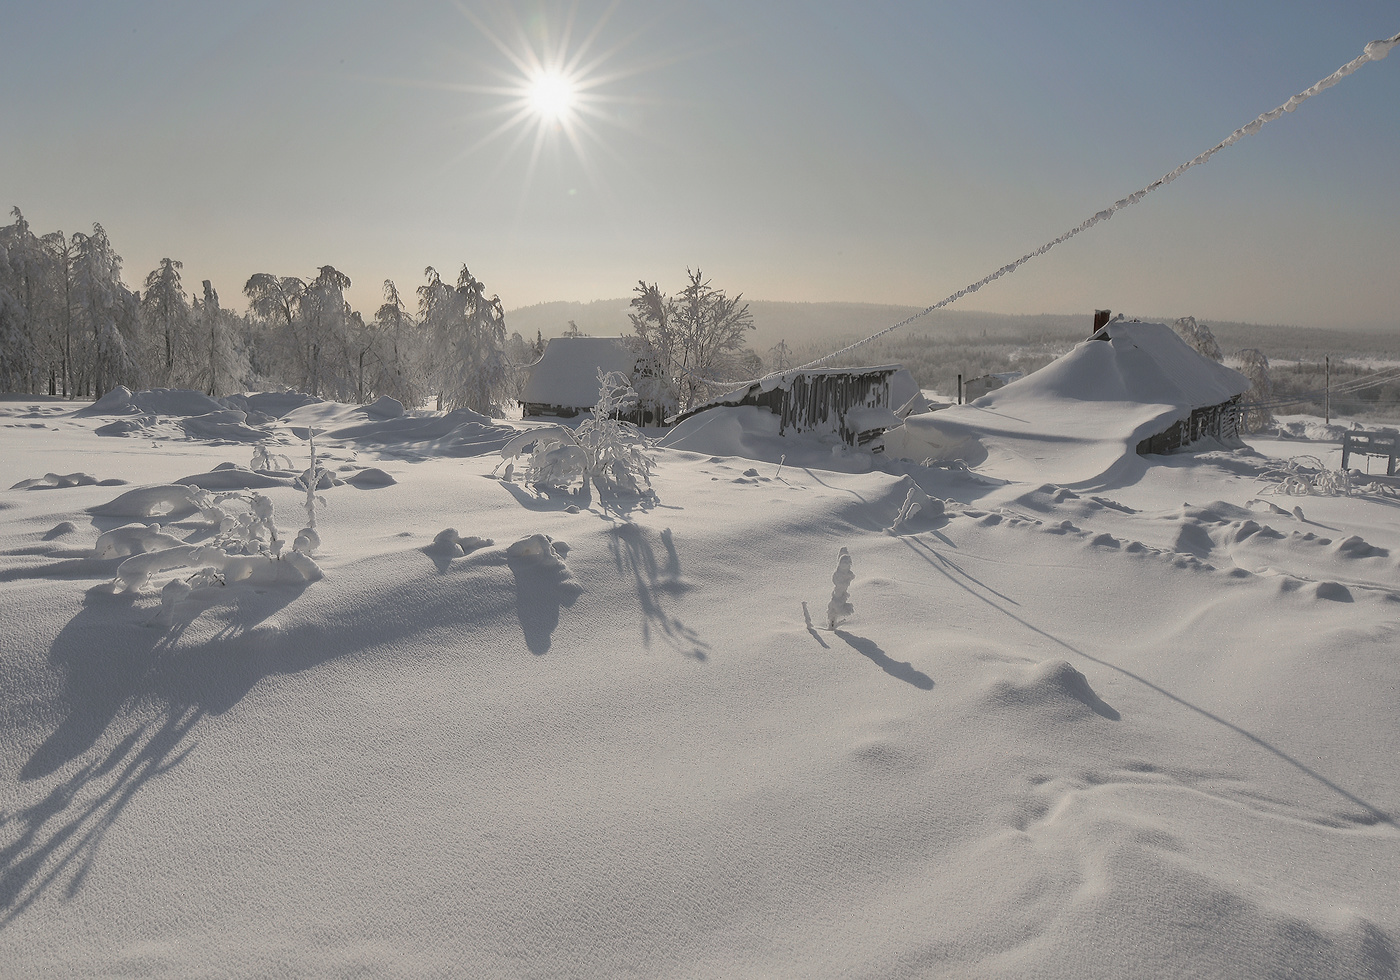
321 408 517 457
180 410 271 442
343 467 397 488
218 391 322 420
983 659 1119 720
73 387 226 418
94 417 156 437
94 523 184 559
506 533 567 566
173 466 297 491
659 406 874 472
429 529 494 557
364 395 405 419
89 485 222 521
10 472 107 490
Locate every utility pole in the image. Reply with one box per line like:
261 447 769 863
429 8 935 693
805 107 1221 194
1325 356 1330 425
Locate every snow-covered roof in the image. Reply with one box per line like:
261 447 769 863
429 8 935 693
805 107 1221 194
1036 320 1250 409
884 321 1251 486
522 337 640 409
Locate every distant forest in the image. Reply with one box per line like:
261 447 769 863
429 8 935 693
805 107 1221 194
5 206 1397 417
0 208 535 413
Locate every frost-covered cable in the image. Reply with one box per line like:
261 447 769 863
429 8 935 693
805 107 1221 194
791 31 1400 373
1250 366 1400 410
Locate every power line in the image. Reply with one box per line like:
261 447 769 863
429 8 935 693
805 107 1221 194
785 30 1400 374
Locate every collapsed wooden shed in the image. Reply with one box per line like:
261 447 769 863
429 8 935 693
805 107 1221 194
676 365 916 447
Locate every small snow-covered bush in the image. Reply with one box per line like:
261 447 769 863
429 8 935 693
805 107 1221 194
1258 456 1355 497
575 371 654 495
251 442 295 471
827 547 854 630
103 484 323 615
500 425 590 490
499 371 655 495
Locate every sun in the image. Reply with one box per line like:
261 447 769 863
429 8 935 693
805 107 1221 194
443 1 667 199
527 71 576 123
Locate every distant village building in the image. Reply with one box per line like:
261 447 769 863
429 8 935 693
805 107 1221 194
521 337 665 424
676 365 925 448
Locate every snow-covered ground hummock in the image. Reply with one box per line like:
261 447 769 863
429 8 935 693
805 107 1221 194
2 374 1398 978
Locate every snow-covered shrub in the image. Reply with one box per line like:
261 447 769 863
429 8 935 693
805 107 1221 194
251 442 294 471
884 483 945 534
499 425 590 491
827 547 854 630
288 428 327 553
1258 456 1353 496
575 371 654 495
499 371 655 495
102 483 323 608
212 492 280 554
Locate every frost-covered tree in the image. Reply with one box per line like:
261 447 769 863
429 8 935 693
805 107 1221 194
367 279 427 407
301 265 354 399
141 258 191 386
1237 348 1273 433
0 208 50 394
418 265 508 414
191 280 246 396
1174 316 1223 362
70 223 139 398
244 272 307 390
629 269 755 413
503 330 536 402
769 338 793 372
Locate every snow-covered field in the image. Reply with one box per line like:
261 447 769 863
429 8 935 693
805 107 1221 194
2 376 1398 977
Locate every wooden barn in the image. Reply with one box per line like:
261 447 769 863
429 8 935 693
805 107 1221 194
676 365 918 448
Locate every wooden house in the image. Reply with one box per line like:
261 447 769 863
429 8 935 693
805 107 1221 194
521 337 665 424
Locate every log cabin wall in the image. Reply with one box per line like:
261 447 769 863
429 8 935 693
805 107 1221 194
1136 395 1242 456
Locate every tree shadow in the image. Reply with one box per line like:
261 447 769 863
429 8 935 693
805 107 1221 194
1 707 200 927
497 478 592 513
606 523 708 661
21 583 305 782
834 630 935 690
3 578 310 926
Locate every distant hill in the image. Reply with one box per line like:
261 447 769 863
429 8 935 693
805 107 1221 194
505 299 1103 352
503 299 1400 367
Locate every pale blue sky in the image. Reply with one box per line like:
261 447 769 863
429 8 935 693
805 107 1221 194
3 1 1397 331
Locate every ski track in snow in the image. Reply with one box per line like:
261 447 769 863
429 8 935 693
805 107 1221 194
1 388 1399 979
